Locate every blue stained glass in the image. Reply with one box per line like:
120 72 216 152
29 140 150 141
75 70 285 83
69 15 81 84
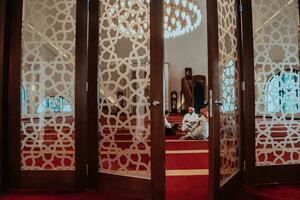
37 96 73 113
265 71 300 113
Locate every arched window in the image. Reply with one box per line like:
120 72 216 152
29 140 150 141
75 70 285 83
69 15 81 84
21 85 27 114
222 59 236 112
265 71 300 113
37 96 72 113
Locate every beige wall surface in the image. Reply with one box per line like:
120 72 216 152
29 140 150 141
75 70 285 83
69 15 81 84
164 0 208 104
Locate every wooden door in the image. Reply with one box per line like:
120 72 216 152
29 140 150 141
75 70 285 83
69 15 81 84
87 0 165 199
6 0 88 189
207 0 243 199
0 0 8 191
243 0 300 184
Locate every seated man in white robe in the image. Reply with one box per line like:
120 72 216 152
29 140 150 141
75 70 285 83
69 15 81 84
181 107 199 134
180 108 209 140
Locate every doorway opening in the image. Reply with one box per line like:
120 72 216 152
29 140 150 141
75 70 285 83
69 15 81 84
162 0 209 199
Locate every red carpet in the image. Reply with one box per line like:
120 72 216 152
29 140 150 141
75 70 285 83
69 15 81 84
165 114 209 200
166 141 208 150
166 153 208 169
167 176 209 200
234 185 300 200
3 184 300 200
165 139 209 200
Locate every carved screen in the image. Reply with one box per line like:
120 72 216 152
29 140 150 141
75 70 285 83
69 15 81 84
98 0 151 178
252 0 300 166
217 0 241 186
21 0 76 170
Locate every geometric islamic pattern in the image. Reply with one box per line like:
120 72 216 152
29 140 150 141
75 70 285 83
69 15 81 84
21 0 76 170
252 0 300 166
98 0 151 179
217 0 241 186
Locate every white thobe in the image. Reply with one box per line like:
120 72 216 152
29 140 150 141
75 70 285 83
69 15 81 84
182 113 199 132
189 115 209 139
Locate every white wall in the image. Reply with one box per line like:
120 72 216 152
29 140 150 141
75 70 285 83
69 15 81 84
164 0 208 104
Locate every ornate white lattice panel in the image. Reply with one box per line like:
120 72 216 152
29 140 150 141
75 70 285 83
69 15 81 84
21 0 76 170
217 0 241 186
98 0 151 179
252 0 300 166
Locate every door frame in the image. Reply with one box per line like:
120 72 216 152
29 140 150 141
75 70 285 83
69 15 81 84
5 0 88 190
207 0 221 198
242 0 300 185
207 0 244 199
150 0 165 199
87 0 165 199
0 0 9 192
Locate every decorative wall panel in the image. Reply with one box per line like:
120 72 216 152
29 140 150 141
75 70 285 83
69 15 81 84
217 0 241 186
252 0 300 166
21 0 76 170
98 0 151 179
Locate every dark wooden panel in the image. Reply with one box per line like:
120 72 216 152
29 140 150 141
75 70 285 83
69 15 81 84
75 0 89 189
219 171 243 200
150 0 165 199
206 0 221 199
0 0 8 192
1 0 11 191
241 0 256 185
87 0 100 188
235 0 245 189
97 173 151 199
254 165 300 184
19 171 76 190
7 0 23 189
